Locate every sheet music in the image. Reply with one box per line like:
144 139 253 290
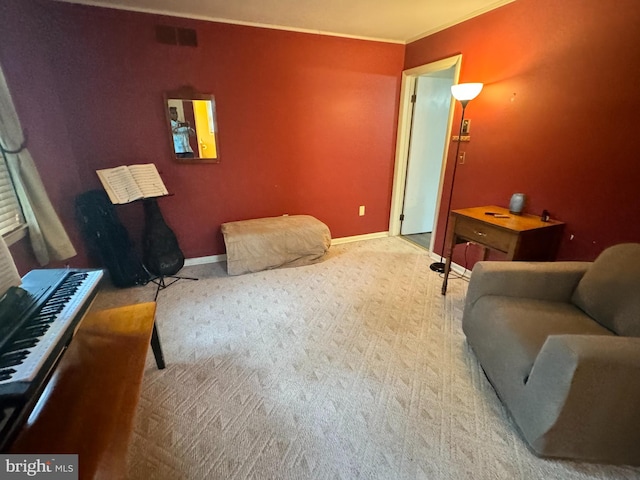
0 235 21 298
96 164 167 204
128 164 169 198
97 166 144 204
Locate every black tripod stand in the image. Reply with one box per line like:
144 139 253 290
142 198 198 301
148 271 198 301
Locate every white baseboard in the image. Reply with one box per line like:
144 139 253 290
330 231 389 245
183 234 472 281
183 231 390 266
183 233 472 279
184 232 471 279
184 253 227 266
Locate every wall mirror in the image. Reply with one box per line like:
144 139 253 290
164 86 220 163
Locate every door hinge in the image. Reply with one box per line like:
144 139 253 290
410 94 417 103
400 214 405 221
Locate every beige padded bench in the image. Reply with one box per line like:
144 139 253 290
221 215 331 275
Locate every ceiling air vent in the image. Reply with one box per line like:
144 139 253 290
155 25 198 47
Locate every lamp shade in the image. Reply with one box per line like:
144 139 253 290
451 83 483 102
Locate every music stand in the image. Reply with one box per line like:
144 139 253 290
94 164 198 300
147 271 198 302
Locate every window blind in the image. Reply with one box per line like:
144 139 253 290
0 159 25 236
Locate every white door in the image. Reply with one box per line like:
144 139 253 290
400 72 455 235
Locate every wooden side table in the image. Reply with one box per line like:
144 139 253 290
442 205 565 294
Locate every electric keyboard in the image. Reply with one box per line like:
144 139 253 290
0 268 103 450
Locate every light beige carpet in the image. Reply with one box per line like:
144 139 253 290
92 237 640 480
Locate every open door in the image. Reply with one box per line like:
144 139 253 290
389 55 462 251
401 72 455 236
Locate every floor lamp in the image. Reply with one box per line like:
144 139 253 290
430 82 483 273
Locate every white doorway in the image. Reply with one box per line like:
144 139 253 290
389 55 462 251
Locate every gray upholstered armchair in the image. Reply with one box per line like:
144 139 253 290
462 243 640 465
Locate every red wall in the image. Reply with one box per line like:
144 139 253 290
0 0 404 273
406 0 640 266
3 0 639 275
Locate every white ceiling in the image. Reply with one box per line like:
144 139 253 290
53 0 515 44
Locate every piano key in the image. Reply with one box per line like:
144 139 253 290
2 339 39 352
17 324 50 336
0 369 16 382
0 351 29 369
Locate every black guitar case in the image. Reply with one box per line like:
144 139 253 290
75 190 150 288
142 198 185 277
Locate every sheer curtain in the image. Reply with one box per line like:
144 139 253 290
0 64 76 265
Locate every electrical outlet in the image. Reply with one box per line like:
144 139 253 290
359 205 365 216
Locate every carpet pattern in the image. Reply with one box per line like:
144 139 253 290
92 237 640 479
